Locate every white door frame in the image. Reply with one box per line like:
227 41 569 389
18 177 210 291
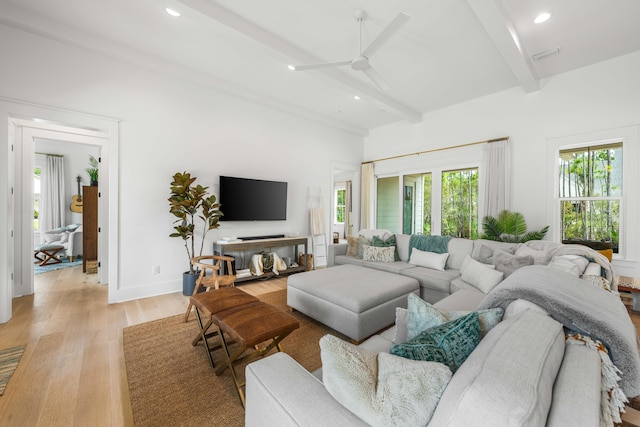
16 123 109 296
1 97 120 323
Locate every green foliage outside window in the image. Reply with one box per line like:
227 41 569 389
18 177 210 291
336 189 346 223
559 143 621 252
441 168 478 239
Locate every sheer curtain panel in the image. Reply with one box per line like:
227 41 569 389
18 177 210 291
483 139 511 218
360 163 374 229
40 155 66 241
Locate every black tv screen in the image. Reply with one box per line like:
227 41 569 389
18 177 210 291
219 176 288 221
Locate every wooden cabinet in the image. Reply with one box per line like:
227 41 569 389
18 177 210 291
82 185 98 273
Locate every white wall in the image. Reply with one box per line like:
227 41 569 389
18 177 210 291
0 23 363 311
365 50 640 277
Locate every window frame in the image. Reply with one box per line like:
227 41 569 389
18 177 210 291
373 143 484 235
548 126 639 261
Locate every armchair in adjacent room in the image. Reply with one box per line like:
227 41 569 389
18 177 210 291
41 224 83 261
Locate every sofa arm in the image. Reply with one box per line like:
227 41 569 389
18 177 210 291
245 353 367 427
327 243 348 266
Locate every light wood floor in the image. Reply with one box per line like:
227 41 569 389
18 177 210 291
0 266 286 427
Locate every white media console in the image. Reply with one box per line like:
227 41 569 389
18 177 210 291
212 236 309 283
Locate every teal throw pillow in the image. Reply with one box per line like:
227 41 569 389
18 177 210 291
391 312 481 372
407 293 448 340
357 235 370 259
371 235 400 261
406 293 503 340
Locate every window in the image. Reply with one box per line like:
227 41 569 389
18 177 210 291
441 168 478 239
335 187 346 224
34 166 41 232
402 173 432 234
376 176 400 233
558 143 622 253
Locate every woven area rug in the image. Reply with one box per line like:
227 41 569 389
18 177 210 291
0 345 25 396
123 289 348 427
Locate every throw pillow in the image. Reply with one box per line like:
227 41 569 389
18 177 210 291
362 245 395 263
581 275 613 292
371 235 400 261
492 250 534 277
391 312 481 372
409 248 449 271
547 256 580 276
515 245 551 265
407 293 448 341
346 236 359 257
64 223 80 232
473 244 496 264
404 293 504 340
357 235 370 259
320 334 452 427
460 255 504 293
59 232 70 244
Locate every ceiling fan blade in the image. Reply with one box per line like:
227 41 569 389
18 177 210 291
362 66 389 91
361 12 410 58
289 60 351 71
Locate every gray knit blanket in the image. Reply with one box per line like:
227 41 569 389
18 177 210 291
478 265 640 398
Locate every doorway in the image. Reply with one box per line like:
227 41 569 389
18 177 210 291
33 138 100 279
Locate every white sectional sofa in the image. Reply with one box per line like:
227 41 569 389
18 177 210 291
244 231 637 426
328 229 616 303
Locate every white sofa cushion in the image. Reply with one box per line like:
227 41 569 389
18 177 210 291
428 309 565 426
409 248 449 271
460 255 504 293
320 334 451 427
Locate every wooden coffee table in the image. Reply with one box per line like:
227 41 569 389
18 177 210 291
33 244 64 266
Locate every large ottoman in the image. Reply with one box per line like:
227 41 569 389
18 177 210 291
287 264 419 342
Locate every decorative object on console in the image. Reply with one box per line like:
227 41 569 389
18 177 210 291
69 175 83 213
86 155 99 186
481 209 549 243
168 171 224 295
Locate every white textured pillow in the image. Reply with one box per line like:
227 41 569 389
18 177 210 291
362 245 395 262
547 257 580 276
515 245 551 265
409 248 449 271
320 334 452 427
460 255 504 293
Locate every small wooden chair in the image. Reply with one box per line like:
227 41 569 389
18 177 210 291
184 255 237 322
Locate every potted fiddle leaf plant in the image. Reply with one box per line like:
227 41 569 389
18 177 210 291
168 171 224 295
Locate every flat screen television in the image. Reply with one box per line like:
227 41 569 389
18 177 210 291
219 176 288 221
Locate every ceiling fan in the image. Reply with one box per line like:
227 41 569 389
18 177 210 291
288 9 410 91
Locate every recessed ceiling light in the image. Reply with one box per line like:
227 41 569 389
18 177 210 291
166 8 181 17
287 65 296 71
534 12 551 24
353 95 360 100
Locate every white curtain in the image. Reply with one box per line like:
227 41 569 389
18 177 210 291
40 155 66 238
360 163 374 229
483 139 511 218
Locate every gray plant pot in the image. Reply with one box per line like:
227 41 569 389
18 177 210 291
182 271 198 296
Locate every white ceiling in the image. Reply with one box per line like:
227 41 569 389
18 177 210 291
1 0 639 136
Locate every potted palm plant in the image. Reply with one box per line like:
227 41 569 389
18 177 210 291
168 171 224 295
481 210 549 243
86 155 99 186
